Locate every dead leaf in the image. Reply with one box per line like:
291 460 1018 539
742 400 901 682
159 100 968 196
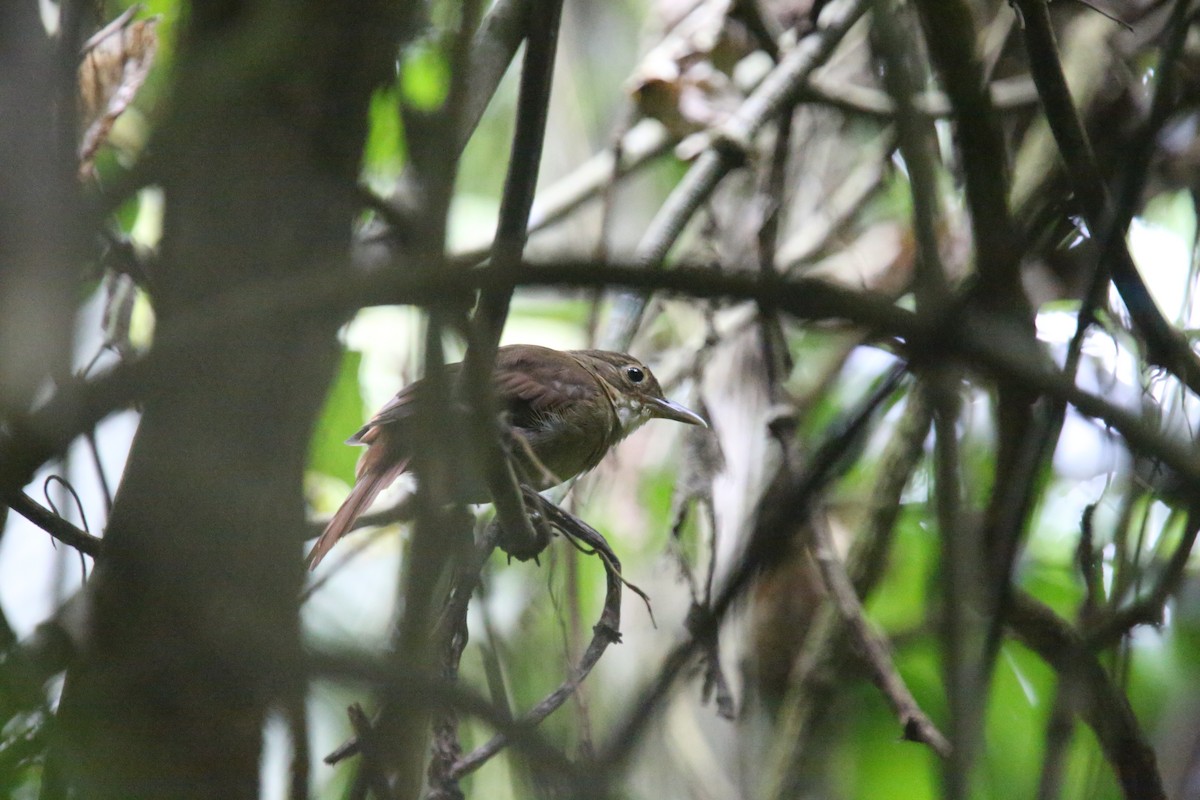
78 10 158 178
629 0 748 137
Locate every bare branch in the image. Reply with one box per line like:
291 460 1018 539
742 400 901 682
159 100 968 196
809 514 950 757
1008 593 1166 800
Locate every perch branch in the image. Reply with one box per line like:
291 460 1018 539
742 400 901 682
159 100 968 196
448 492 625 779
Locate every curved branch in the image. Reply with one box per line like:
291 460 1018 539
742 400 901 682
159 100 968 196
4 491 103 558
1008 593 1166 800
1011 0 1200 398
449 494 624 779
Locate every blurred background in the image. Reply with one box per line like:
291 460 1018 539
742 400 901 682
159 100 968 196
6 0 1200 798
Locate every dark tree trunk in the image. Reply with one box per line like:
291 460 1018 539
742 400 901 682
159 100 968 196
0 1 79 414
52 4 410 797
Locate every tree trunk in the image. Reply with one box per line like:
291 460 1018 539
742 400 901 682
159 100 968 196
52 5 410 797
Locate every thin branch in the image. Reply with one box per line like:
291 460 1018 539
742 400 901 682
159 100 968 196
591 364 907 781
347 704 396 800
870 0 948 311
602 0 872 349
1086 508 1200 648
847 389 934 593
1008 592 1166 800
471 0 565 343
1107 0 1193 238
766 383 934 797
312 647 580 790
449 119 674 265
4 492 103 558
287 692 311 800
10 258 1200 529
83 429 112 515
911 0 1022 307
325 490 630 781
459 0 565 561
383 0 536 229
776 128 896 269
809 514 951 757
1035 686 1078 800
1011 0 1200 399
929 374 982 800
799 73 1039 120
449 493 624 779
455 0 535 156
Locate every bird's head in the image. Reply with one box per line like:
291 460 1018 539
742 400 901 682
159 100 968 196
574 350 708 435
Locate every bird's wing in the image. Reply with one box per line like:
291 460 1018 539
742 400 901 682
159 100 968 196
347 361 472 444
351 347 604 440
348 384 417 444
492 345 602 425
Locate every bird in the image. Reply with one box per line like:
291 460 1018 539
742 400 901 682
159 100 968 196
305 344 707 568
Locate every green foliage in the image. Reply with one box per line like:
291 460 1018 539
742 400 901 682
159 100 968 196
1141 189 1196 245
866 505 935 632
401 38 451 112
309 348 366 486
363 84 406 181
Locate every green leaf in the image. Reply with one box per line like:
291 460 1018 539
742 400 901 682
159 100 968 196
309 348 365 485
363 83 406 180
401 39 450 112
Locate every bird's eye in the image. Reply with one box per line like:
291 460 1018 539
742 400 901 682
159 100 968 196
625 366 645 383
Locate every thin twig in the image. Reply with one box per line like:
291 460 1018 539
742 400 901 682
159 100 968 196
1008 592 1166 800
1012 0 1200 399
449 494 624 779
603 0 872 350
809 514 951 757
4 491 103 558
83 429 112 514
766 382 933 797
928 374 981 800
1086 507 1200 648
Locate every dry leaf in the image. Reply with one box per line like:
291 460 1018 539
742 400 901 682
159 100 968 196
78 10 158 177
629 0 748 137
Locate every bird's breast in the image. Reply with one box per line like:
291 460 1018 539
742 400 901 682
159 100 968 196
514 407 618 486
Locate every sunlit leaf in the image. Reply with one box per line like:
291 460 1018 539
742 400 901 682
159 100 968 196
363 83 406 180
309 349 366 485
401 39 450 112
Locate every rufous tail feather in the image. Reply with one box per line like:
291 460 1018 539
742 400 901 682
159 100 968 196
305 458 409 570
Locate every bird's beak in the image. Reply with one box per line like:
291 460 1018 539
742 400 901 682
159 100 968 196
648 396 708 428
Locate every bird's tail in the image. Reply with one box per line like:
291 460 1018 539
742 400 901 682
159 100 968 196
305 457 409 570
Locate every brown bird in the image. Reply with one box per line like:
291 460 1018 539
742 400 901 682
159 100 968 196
305 344 707 568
